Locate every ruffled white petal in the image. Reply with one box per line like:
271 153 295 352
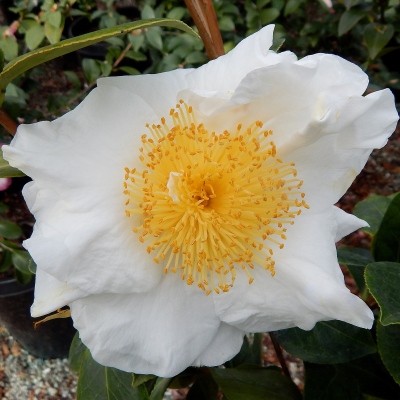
70 273 230 377
186 25 297 95
4 85 167 307
212 209 374 332
333 207 368 242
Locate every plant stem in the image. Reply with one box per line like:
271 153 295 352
184 0 224 60
269 332 291 379
0 109 18 136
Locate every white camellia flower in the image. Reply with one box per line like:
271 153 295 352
3 25 399 377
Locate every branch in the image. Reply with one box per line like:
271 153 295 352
0 108 18 136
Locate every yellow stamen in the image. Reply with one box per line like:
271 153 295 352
124 101 308 294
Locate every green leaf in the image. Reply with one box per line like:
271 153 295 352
132 374 155 389
48 10 62 28
141 5 156 19
260 8 280 25
0 48 4 73
82 58 101 84
284 0 304 16
364 23 395 60
145 29 163 51
219 16 235 31
186 374 219 400
11 249 36 274
342 354 400 399
149 377 172 400
14 268 33 284
353 195 393 235
371 193 400 262
166 7 186 20
377 321 400 385
44 20 63 44
365 262 400 325
0 31 19 61
117 66 140 75
73 335 148 400
0 203 8 213
0 249 12 272
69 332 87 372
0 220 22 239
25 23 46 51
210 367 302 400
304 363 361 400
274 321 376 364
337 246 373 294
338 9 365 36
0 19 198 102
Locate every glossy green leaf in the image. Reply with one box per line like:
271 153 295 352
274 321 376 364
0 149 25 178
186 374 219 400
342 355 400 399
210 367 302 400
364 23 395 60
338 9 365 36
353 195 393 235
365 262 400 325
0 220 22 239
69 332 87 372
304 363 360 400
0 19 197 99
337 246 373 294
377 321 400 385
71 333 149 400
11 249 36 274
372 193 400 262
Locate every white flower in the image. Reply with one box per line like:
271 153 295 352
3 25 398 377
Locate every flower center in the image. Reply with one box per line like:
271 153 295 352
123 100 309 295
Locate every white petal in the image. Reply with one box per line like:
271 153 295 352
31 267 87 317
191 323 244 367
70 273 229 377
213 209 374 332
333 207 368 242
4 85 164 304
97 68 192 117
186 25 297 96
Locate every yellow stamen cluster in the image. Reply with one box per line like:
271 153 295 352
123 100 308 295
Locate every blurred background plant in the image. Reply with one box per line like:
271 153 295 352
0 0 399 135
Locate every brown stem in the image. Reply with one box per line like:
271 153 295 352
201 0 224 57
269 332 291 379
0 108 18 136
184 0 224 60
